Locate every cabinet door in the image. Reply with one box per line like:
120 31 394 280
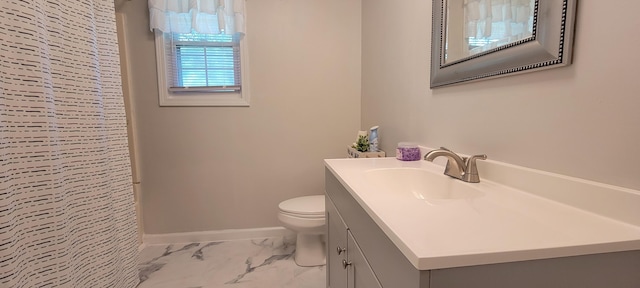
327 197 348 288
347 231 383 288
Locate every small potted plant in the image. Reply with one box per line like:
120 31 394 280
354 134 370 152
347 134 385 158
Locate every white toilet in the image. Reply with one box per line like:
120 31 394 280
278 195 326 267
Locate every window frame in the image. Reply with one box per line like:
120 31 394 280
154 30 250 107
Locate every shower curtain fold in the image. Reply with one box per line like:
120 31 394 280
0 0 139 287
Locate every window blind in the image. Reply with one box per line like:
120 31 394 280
164 32 242 93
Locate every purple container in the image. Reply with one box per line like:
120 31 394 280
396 143 421 161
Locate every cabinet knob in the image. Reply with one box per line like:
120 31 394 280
336 246 346 255
342 259 352 269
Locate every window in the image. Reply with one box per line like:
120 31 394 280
154 31 250 106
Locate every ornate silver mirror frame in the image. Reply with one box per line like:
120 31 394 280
430 0 578 88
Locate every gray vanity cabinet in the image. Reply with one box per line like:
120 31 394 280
326 195 382 288
326 196 348 288
325 168 640 288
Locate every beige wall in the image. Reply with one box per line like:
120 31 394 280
116 0 361 234
118 0 639 235
362 0 640 191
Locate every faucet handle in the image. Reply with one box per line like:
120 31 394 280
468 154 487 162
463 154 487 183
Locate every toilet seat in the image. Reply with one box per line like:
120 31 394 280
278 195 325 217
279 210 324 219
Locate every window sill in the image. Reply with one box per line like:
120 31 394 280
159 91 250 107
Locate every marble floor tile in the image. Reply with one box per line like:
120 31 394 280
137 237 326 288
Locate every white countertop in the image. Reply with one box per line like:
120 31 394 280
324 157 640 270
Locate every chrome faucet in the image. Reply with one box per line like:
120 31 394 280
423 147 487 183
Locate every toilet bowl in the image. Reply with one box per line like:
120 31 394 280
278 195 326 267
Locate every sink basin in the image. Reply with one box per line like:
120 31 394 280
363 168 483 201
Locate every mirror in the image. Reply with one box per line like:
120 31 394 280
430 0 577 88
444 0 535 64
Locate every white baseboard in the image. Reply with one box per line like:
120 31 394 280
142 226 295 246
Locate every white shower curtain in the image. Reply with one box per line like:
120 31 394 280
0 1 139 287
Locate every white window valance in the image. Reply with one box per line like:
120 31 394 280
149 0 245 35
